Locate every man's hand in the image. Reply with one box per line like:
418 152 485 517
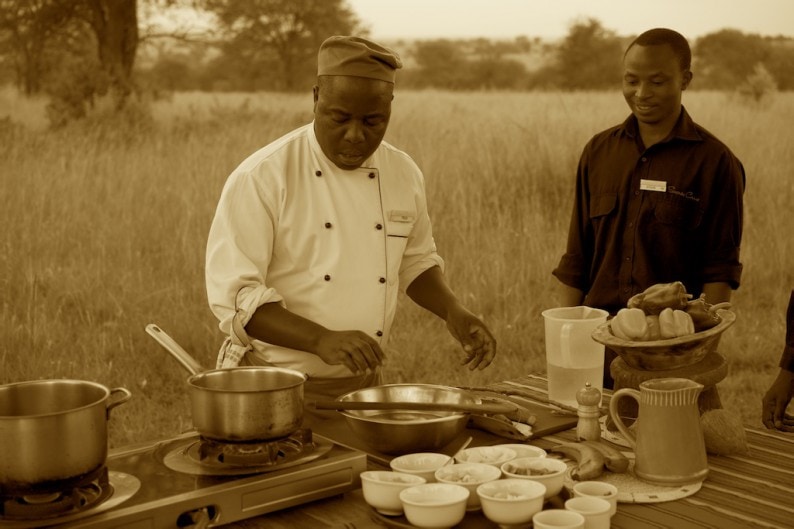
762 369 794 431
315 330 385 375
445 306 497 370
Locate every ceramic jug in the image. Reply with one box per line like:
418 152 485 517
608 378 708 485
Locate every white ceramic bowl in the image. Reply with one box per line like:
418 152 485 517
434 462 502 511
533 508 587 529
501 456 568 498
476 478 546 527
498 443 547 460
455 445 516 467
565 496 612 528
390 452 451 482
399 483 469 528
572 480 619 517
359 470 426 516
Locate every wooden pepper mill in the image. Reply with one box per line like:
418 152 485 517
576 382 602 441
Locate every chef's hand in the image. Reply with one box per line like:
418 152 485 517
445 305 497 370
315 330 385 375
762 368 794 431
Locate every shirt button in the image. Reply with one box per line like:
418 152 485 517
315 170 322 177
628 222 634 227
634 191 640 196
325 222 332 228
379 277 386 284
625 257 631 261
368 172 376 179
376 330 383 337
641 157 647 162
376 223 383 230
324 274 331 281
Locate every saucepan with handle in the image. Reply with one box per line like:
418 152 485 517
145 323 306 442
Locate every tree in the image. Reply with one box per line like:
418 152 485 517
206 0 363 91
0 0 80 94
552 18 623 90
693 29 769 89
410 39 468 89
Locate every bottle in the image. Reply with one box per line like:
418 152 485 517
576 382 602 442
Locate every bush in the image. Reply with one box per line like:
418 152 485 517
737 63 777 103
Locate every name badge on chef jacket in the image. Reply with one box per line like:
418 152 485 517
640 179 667 192
389 210 415 222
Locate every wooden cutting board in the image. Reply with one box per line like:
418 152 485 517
309 399 578 467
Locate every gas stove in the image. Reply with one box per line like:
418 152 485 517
0 429 366 528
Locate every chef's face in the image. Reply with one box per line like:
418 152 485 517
313 76 393 170
622 43 692 129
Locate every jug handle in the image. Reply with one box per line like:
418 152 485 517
608 388 639 449
560 322 573 366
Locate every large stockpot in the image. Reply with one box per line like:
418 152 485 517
146 324 306 442
0 379 131 490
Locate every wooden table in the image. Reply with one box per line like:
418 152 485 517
229 375 794 529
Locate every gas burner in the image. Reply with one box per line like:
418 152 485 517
0 471 140 528
162 428 334 476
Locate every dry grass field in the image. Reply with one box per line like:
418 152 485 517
1 87 792 447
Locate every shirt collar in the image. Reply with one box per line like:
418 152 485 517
620 106 703 144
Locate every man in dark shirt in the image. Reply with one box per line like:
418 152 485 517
761 290 794 432
552 28 745 387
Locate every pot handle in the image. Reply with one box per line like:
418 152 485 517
106 387 132 419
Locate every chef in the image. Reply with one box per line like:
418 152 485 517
205 35 496 407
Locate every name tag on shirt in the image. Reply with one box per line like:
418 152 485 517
389 210 415 223
640 179 667 192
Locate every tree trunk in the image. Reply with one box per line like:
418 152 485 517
85 0 138 106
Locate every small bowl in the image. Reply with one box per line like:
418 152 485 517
565 496 612 527
399 483 469 528
497 443 547 460
501 456 568 498
360 470 426 516
455 445 516 467
476 478 546 527
533 509 586 529
434 462 502 511
572 480 619 517
390 452 451 482
591 309 735 370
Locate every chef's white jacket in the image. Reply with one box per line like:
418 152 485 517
206 123 444 378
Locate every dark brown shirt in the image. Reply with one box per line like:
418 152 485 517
553 108 745 314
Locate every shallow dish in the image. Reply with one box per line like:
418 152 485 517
390 452 451 483
336 384 476 454
455 445 516 467
501 456 568 498
591 309 735 370
434 462 502 511
399 483 469 528
477 478 546 527
360 470 426 516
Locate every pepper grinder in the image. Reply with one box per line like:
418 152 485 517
576 382 602 442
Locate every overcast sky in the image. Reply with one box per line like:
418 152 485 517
346 0 794 40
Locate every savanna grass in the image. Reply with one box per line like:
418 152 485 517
1 89 791 447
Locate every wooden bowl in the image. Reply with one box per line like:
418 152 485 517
591 309 736 371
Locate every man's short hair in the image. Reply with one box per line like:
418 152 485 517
625 28 691 71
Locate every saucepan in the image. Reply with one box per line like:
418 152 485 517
0 379 131 492
145 324 306 442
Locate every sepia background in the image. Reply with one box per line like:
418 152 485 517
1 0 792 448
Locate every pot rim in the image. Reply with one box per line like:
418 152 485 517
0 379 111 420
187 366 307 393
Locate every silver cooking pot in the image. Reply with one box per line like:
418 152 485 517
146 324 306 442
0 379 131 490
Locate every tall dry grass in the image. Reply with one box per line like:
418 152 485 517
1 88 792 447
